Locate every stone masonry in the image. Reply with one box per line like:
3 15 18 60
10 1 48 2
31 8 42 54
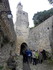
0 0 16 66
15 2 53 54
28 16 53 52
15 2 29 54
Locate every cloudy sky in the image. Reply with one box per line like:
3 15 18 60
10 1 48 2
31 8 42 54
9 0 53 27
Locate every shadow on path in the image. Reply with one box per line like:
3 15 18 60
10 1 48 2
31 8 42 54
23 63 31 70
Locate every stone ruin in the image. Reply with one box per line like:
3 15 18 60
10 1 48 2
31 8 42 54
0 0 16 66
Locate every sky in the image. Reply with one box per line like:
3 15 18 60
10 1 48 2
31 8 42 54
9 0 53 27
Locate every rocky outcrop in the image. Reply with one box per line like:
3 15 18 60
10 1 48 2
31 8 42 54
0 0 16 66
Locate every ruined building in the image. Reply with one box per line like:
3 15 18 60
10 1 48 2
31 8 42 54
15 2 29 54
0 0 16 65
15 3 53 54
28 16 53 53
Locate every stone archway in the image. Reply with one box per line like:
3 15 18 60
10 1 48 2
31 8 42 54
20 42 28 55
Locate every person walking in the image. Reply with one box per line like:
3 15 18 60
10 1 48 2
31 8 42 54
25 48 32 63
35 50 39 64
22 48 27 63
32 50 37 65
39 51 43 63
41 49 47 60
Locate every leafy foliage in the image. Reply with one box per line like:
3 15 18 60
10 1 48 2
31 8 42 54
48 0 53 4
33 8 53 27
0 66 3 70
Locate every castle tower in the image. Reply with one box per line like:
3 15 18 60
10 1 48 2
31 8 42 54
17 2 23 11
16 2 29 28
15 2 29 54
0 0 16 65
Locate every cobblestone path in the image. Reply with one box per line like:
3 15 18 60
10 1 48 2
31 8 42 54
23 63 31 70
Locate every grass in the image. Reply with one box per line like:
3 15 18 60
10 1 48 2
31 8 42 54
47 59 53 65
0 66 3 70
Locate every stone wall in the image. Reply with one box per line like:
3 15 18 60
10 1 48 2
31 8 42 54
0 0 10 11
0 15 16 66
28 16 53 52
0 0 16 66
15 3 53 54
0 17 16 66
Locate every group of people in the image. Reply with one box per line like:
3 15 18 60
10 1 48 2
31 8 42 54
22 48 47 65
5 48 47 70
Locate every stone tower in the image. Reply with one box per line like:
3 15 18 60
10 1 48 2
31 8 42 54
0 0 16 65
15 2 29 54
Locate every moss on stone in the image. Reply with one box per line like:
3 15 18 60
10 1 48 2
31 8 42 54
47 59 53 65
0 66 3 70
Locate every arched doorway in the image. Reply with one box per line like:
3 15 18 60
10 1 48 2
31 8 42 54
20 42 28 55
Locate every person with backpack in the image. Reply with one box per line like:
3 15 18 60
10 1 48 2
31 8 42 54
25 48 32 63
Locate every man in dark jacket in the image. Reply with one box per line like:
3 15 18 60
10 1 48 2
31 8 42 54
25 49 32 63
41 49 47 60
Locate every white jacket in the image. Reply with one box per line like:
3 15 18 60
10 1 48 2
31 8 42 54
32 51 35 58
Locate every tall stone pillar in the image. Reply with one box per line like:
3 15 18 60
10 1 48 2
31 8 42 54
15 2 29 54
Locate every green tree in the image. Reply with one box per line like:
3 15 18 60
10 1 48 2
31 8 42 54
48 0 53 4
33 8 53 27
